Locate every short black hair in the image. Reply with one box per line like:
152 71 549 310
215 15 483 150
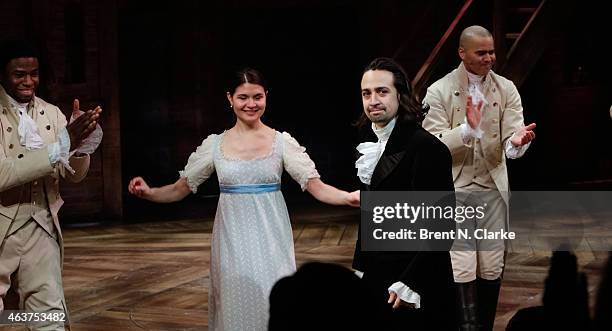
0 39 39 72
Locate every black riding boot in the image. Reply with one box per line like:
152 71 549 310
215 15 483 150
477 277 501 331
457 280 480 331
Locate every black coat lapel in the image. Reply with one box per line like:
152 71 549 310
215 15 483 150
370 150 405 188
369 120 418 189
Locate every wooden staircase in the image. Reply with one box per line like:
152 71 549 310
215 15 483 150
409 0 476 99
408 0 575 98
492 1 540 70
496 0 575 87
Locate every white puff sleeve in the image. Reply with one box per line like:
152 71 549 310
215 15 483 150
281 132 320 191
179 134 217 193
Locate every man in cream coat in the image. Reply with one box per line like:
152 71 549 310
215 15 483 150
422 26 536 331
0 40 101 330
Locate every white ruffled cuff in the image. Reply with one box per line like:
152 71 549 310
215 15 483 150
48 127 75 174
505 134 530 159
70 110 103 154
388 281 421 309
460 121 483 144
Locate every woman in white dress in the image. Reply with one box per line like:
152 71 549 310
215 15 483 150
128 68 360 331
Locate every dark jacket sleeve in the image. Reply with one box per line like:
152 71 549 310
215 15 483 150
411 135 454 191
398 135 456 295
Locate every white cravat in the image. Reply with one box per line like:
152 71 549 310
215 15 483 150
461 71 488 140
7 95 74 173
466 71 488 109
355 117 396 185
8 98 44 150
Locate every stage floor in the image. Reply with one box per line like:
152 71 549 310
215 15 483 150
2 204 608 330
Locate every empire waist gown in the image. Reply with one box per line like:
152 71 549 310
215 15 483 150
180 131 319 331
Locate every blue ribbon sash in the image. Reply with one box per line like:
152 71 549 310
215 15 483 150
219 183 281 194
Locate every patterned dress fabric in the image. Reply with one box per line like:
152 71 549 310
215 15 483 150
180 131 319 331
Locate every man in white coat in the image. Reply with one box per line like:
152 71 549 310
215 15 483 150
422 25 536 331
0 39 101 330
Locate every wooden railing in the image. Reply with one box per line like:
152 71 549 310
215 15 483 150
500 0 574 88
410 0 475 98
409 0 573 95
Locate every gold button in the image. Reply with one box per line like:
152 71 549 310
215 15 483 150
7 126 12 132
8 143 13 149
33 181 38 185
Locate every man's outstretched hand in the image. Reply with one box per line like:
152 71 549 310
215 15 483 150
510 123 536 147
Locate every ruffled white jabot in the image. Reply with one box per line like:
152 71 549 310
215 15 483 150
355 117 397 185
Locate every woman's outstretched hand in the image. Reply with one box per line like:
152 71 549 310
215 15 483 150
346 190 360 207
128 176 152 199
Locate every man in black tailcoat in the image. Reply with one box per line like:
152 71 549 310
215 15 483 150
352 57 457 331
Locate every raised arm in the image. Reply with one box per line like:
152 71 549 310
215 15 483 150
306 178 360 207
58 99 101 183
128 176 191 203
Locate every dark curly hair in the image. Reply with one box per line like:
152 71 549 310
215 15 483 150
356 57 426 127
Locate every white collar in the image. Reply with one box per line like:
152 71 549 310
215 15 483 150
371 116 397 142
6 93 30 114
466 71 485 87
